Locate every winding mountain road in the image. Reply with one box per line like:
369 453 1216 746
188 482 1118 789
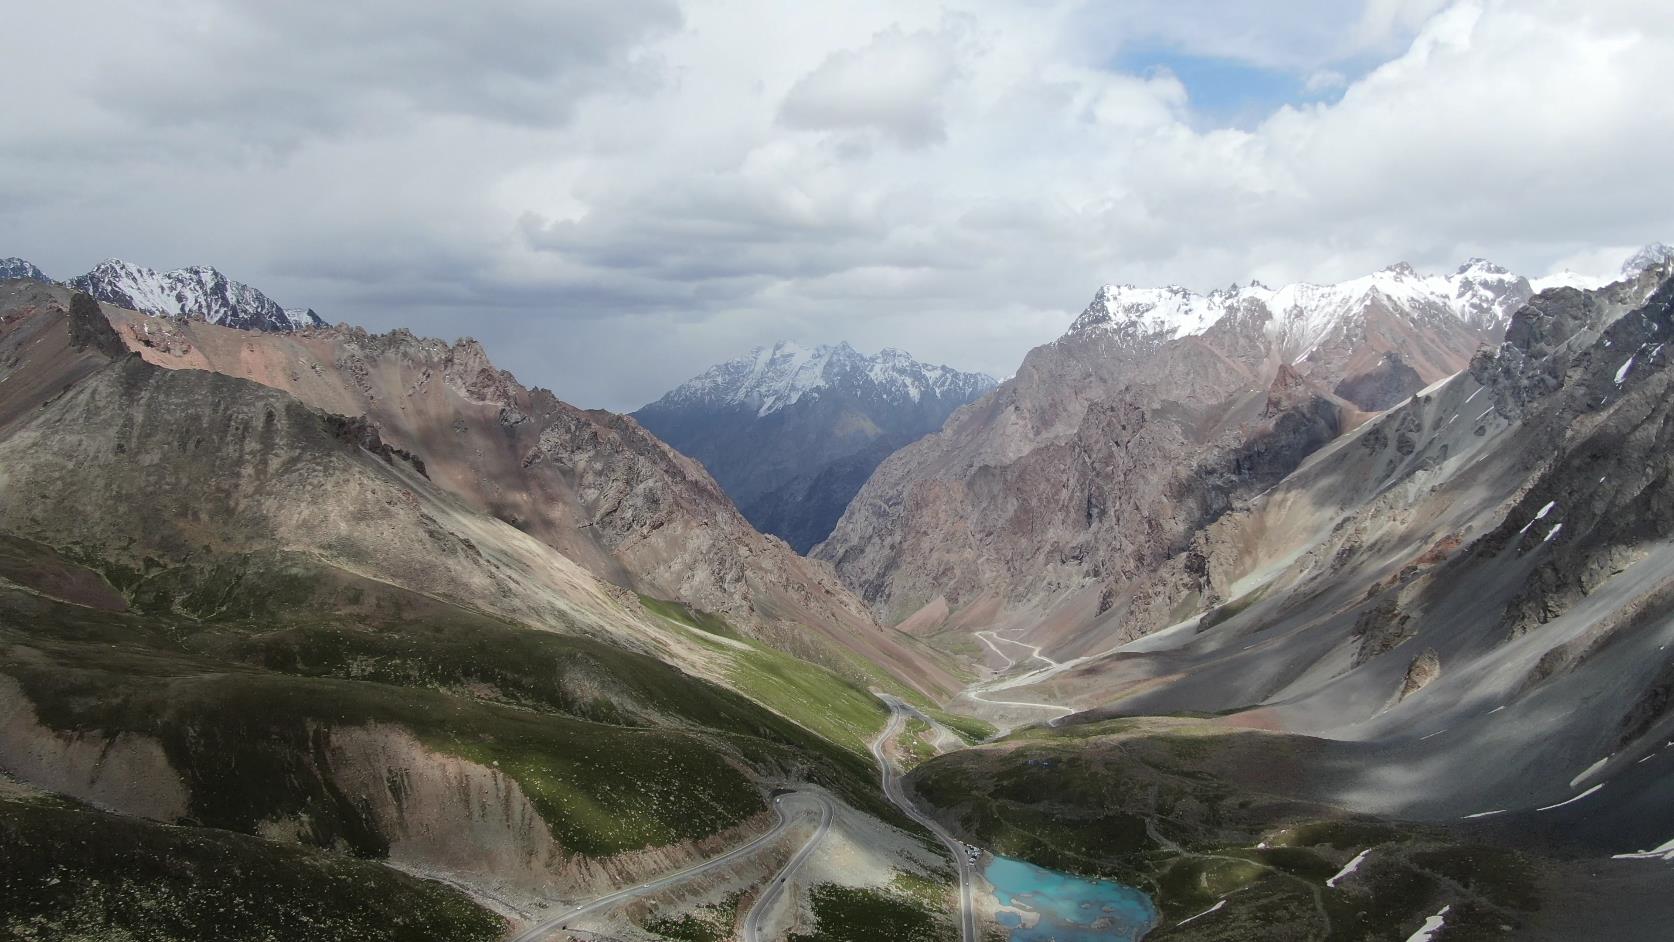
965 630 1079 725
976 629 1059 669
741 794 835 942
873 695 979 942
507 791 822 942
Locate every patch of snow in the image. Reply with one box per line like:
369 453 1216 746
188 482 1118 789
1537 783 1604 812
1419 729 1448 741
1544 523 1563 543
1326 849 1373 888
1464 387 1482 404
1615 355 1638 384
1612 836 1674 862
1462 809 1508 819
1488 705 1506 714
1177 900 1226 926
1570 756 1611 788
1533 270 1607 293
1416 372 1457 397
1406 905 1451 942
1520 501 1558 535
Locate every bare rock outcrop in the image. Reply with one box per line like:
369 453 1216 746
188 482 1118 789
0 675 188 822
816 286 1365 644
1398 648 1441 700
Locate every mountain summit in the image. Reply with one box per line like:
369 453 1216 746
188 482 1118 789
1067 257 1532 357
648 341 994 417
816 258 1545 632
0 257 51 283
66 258 324 332
635 341 995 552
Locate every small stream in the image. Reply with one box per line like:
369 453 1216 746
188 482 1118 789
984 855 1157 941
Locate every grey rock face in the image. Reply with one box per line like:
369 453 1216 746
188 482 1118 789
634 342 995 553
816 263 1517 632
1333 351 1424 411
1477 271 1674 641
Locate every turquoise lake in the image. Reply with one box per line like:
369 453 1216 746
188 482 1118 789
983 855 1157 941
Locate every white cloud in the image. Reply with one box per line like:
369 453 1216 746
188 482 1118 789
1304 69 1349 94
779 24 967 148
1 0 1671 411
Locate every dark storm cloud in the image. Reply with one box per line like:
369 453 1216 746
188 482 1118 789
94 0 683 147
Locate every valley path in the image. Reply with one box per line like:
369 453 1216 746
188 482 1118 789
742 793 835 942
874 694 979 942
507 790 829 942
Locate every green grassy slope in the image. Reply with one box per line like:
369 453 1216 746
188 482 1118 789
0 544 902 857
0 788 503 942
907 718 1544 941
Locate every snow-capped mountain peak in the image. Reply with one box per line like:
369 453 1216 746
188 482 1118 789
66 258 325 333
283 307 326 329
1623 242 1674 277
651 340 996 417
1456 257 1511 276
1066 258 1534 352
1067 283 1222 339
0 257 52 284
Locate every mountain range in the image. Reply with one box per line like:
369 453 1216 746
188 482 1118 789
3 255 324 331
0 272 975 941
893 247 1674 938
634 341 995 552
4 244 1674 941
815 255 1622 632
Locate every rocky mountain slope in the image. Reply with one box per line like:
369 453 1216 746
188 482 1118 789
78 299 952 693
64 257 325 331
635 342 995 552
902 259 1674 939
815 258 1543 639
0 280 965 939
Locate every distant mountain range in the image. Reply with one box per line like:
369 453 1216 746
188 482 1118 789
634 341 995 552
1 256 323 332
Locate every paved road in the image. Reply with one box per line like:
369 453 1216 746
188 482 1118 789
507 792 817 942
873 695 978 942
741 794 835 942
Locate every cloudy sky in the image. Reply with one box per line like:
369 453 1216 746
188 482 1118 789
4 0 1672 410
